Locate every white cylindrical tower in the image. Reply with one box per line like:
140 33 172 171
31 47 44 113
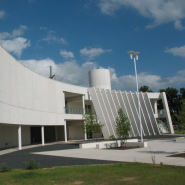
88 69 111 90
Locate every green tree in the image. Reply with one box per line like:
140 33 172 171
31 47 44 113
159 88 182 113
180 88 185 99
174 99 185 133
115 108 131 147
139 85 153 92
82 112 104 140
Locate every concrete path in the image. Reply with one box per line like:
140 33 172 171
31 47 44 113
33 139 185 166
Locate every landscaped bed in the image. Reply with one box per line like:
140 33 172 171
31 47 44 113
105 146 140 150
0 163 185 185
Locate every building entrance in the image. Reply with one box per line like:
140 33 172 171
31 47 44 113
30 127 41 143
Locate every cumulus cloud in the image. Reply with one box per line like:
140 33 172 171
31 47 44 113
109 67 185 91
0 25 27 40
165 45 185 57
0 10 6 19
60 49 74 59
80 47 112 60
20 59 97 87
0 26 30 58
19 58 185 91
0 37 30 58
42 30 68 44
98 0 185 30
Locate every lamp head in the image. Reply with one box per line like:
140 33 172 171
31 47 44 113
133 52 140 55
127 50 135 54
130 54 133 59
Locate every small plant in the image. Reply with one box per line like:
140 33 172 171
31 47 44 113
0 162 12 172
151 155 156 165
24 158 40 170
115 108 131 147
149 146 156 165
160 162 163 166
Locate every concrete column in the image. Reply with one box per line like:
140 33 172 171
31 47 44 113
154 100 157 114
64 120 67 142
18 125 22 150
41 126 45 146
63 92 65 113
55 126 57 141
84 121 87 140
82 95 85 114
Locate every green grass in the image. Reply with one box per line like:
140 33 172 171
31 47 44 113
175 130 185 134
0 163 185 185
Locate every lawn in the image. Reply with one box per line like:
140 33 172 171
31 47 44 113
0 163 185 185
175 130 185 134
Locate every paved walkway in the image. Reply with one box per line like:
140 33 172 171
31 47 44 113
33 138 185 166
0 142 120 169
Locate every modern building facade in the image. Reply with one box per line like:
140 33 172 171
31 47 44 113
0 45 174 150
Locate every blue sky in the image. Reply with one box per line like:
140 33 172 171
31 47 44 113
0 0 185 91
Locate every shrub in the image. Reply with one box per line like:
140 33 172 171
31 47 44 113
0 162 12 172
24 158 40 170
109 135 116 140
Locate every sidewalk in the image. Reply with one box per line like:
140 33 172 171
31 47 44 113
33 138 185 166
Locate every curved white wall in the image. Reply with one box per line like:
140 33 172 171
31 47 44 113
0 45 88 126
88 69 111 90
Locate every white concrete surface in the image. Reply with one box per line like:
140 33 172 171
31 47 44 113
32 139 185 166
88 69 111 90
176 138 185 143
79 139 138 149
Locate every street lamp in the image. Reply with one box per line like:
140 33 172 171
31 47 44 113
127 50 143 142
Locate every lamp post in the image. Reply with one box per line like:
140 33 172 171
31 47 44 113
127 50 143 142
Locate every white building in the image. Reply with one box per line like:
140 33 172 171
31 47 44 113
0 45 174 150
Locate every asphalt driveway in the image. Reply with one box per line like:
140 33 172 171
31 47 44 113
0 143 120 169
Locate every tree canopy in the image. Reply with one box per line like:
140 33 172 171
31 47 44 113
82 112 104 139
139 85 153 92
115 108 131 146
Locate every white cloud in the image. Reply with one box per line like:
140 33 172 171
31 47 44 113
43 30 68 44
40 27 47 30
0 26 30 58
0 25 27 40
60 49 74 59
177 69 185 76
19 57 185 91
98 0 185 30
20 59 97 87
165 45 185 57
60 38 68 45
0 10 6 19
0 37 30 58
109 68 185 91
80 47 112 60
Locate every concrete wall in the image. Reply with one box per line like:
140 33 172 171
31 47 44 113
0 45 88 126
88 88 171 139
67 121 85 140
0 124 30 148
89 69 111 90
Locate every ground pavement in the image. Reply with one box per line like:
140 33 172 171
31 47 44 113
33 138 185 166
0 136 185 169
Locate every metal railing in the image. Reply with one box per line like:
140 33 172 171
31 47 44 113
155 109 165 114
64 107 96 115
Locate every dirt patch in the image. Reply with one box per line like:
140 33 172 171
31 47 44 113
105 146 140 150
118 177 137 181
73 181 84 184
167 153 185 158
